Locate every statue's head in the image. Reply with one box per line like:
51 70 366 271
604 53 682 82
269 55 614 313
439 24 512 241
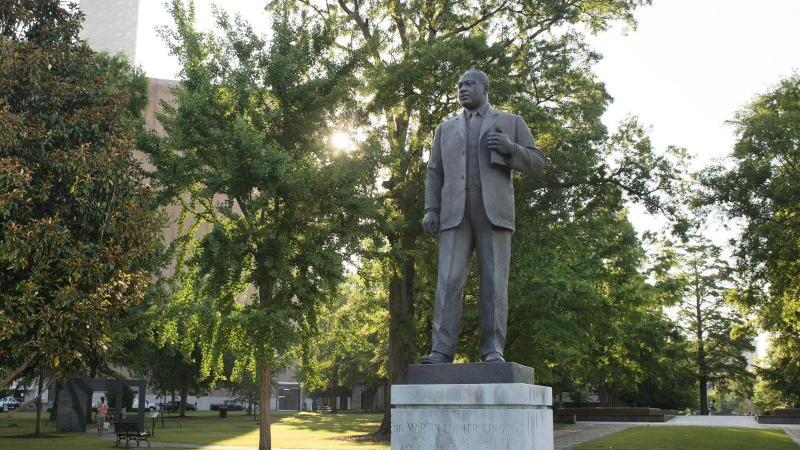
458 69 489 110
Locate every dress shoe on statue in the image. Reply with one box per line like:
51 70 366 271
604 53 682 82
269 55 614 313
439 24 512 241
420 351 453 364
481 352 506 363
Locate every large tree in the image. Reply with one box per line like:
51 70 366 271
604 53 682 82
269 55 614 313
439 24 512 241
701 75 800 408
145 2 377 448
655 235 755 415
287 0 692 433
0 0 163 398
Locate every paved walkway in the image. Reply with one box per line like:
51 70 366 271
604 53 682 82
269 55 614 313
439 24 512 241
784 427 800 446
664 415 763 427
554 422 634 450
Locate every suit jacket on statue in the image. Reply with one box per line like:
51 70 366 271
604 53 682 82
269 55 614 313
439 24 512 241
425 106 546 231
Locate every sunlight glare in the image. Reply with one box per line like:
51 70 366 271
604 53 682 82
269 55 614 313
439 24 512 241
329 130 354 152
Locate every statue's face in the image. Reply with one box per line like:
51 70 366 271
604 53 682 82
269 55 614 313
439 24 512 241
457 73 487 110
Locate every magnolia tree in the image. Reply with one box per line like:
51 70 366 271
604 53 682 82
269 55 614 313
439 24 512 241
0 1 164 434
0 1 162 388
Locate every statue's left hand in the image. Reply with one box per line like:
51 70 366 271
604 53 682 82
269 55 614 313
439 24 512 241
487 127 514 156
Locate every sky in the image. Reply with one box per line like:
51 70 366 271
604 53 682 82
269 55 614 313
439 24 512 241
590 0 800 255
128 0 800 357
134 0 800 173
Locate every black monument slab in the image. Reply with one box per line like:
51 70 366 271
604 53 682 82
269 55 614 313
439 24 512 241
407 362 534 385
55 378 146 432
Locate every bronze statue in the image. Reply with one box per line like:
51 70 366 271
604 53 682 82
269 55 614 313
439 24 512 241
421 69 546 364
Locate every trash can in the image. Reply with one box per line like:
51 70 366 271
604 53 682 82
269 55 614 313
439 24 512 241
219 408 227 418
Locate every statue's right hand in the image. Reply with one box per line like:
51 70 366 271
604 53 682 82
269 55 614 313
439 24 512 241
422 211 440 235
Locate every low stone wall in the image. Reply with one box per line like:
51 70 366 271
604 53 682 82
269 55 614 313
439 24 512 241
757 408 800 424
757 415 800 424
556 407 675 423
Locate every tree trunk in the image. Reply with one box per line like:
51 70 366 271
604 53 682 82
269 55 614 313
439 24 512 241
376 259 416 438
695 290 708 415
255 263 275 450
258 363 272 450
49 381 60 423
699 375 708 415
179 386 188 417
34 370 45 435
364 385 376 412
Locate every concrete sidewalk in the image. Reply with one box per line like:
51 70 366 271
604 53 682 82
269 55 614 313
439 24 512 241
554 422 634 450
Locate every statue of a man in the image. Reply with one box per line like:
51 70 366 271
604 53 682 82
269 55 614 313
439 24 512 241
421 69 546 364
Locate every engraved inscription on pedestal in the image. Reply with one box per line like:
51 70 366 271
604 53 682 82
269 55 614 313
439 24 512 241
392 416 528 449
391 383 554 450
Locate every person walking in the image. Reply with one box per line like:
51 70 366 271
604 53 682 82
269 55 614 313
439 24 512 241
96 396 108 437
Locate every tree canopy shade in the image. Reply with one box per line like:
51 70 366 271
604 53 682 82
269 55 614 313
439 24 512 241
0 0 163 389
700 75 800 409
145 2 377 448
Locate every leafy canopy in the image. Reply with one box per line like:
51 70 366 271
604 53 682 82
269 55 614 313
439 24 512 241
0 0 163 383
146 0 377 383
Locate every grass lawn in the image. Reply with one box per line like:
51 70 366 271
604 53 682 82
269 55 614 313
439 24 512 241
574 425 800 450
0 410 389 449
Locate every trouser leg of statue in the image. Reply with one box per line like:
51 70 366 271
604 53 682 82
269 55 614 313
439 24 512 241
427 187 510 363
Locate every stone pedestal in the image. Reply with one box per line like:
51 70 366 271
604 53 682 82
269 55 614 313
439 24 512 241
391 363 553 450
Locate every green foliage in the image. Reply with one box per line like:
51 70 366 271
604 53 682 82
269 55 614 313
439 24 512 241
752 377 789 413
147 0 377 383
127 339 210 409
302 269 388 404
655 235 755 413
0 0 163 383
301 1 681 418
700 74 800 409
757 334 800 408
276 0 694 425
0 0 83 45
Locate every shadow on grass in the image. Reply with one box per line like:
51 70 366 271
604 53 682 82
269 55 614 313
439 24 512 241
273 413 380 433
272 412 387 444
332 432 390 444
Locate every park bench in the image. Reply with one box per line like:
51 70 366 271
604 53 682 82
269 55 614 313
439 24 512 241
316 405 332 414
114 421 151 448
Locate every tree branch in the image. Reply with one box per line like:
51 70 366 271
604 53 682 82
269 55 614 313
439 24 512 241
440 1 508 40
1 352 38 390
